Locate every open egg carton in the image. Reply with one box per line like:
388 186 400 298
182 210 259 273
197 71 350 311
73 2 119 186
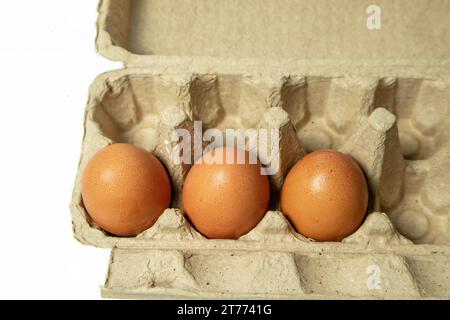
70 0 450 299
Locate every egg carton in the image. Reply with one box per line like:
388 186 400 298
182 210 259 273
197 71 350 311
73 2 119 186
70 0 450 299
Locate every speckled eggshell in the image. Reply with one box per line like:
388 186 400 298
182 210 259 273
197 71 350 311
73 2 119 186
82 143 171 237
281 149 369 241
182 147 270 239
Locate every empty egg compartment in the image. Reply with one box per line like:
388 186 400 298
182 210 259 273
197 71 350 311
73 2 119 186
71 68 450 252
377 79 450 245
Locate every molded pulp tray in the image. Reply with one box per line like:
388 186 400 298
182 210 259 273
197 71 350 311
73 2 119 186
70 0 450 299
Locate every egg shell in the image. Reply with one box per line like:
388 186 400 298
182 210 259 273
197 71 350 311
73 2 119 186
82 143 171 237
182 147 270 239
281 149 369 241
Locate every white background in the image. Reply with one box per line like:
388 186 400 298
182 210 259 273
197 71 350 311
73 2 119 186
0 1 121 299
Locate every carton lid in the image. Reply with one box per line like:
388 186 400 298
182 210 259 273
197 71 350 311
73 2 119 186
96 0 450 72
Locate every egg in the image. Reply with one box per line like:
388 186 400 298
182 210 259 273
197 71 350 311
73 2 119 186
81 143 171 237
281 149 368 241
182 147 270 239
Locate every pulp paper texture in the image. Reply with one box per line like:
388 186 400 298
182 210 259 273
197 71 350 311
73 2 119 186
98 0 450 62
70 0 450 299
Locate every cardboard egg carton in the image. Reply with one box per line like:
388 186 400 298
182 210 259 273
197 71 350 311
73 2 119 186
70 0 450 299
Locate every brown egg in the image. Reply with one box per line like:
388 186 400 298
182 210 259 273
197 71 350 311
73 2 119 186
281 149 368 241
182 147 270 239
82 143 171 237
